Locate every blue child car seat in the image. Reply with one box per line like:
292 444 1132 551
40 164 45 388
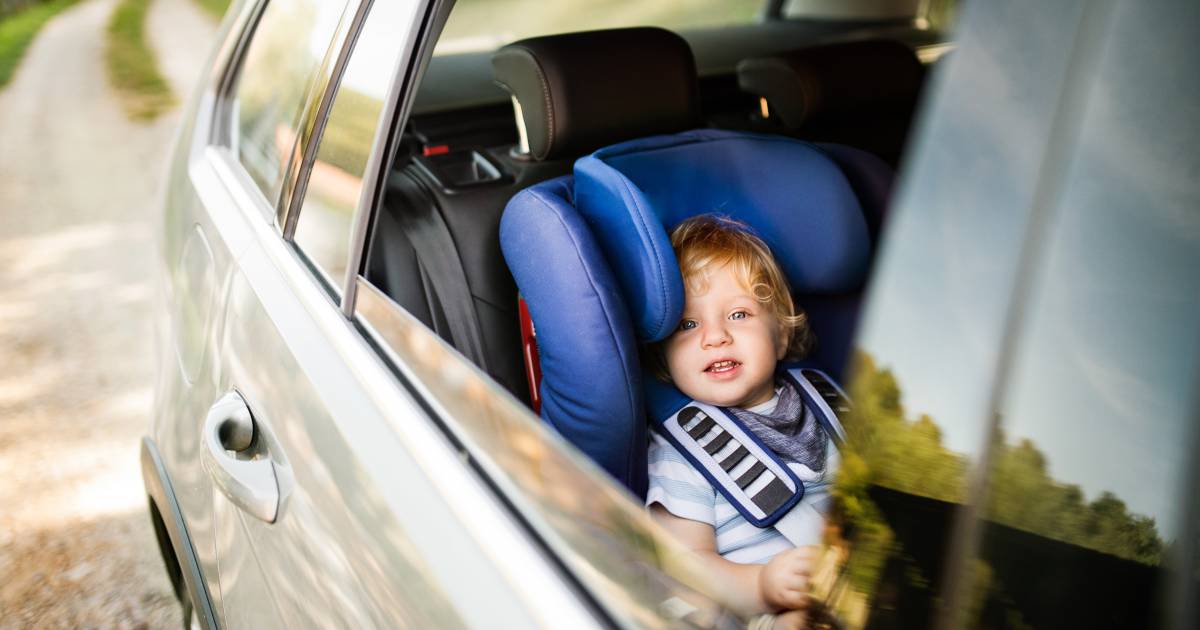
495 28 891 497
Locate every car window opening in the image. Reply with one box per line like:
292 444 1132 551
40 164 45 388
345 0 968 614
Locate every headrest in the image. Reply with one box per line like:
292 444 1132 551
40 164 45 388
737 39 922 129
491 27 702 161
574 129 872 342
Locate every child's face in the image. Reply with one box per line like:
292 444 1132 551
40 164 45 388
664 263 787 408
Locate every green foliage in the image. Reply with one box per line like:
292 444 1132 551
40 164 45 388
828 350 1166 625
840 350 1165 567
0 0 80 90
318 86 382 176
845 352 969 504
193 0 230 21
986 434 1164 564
106 0 175 120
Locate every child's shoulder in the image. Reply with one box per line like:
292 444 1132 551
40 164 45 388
647 432 711 484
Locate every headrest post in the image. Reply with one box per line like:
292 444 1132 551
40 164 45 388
511 96 531 157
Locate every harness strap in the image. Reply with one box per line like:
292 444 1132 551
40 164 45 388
784 368 848 446
655 367 851 536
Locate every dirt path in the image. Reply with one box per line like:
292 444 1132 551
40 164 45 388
0 0 218 626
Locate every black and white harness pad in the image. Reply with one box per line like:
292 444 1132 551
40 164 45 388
657 368 850 529
661 401 802 525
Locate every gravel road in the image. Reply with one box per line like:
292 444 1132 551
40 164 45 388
0 0 218 626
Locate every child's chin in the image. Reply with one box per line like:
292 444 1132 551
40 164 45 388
696 390 750 408
680 381 750 408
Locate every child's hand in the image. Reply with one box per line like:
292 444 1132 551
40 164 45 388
747 610 808 630
771 609 809 630
759 546 815 611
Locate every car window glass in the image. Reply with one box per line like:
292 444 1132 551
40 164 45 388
782 0 921 21
971 0 1200 625
294 0 422 293
230 0 352 206
353 280 738 627
433 0 762 55
817 0 1089 625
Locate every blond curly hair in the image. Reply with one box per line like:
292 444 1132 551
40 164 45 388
648 215 814 380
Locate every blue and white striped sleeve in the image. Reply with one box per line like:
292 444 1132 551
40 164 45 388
646 432 717 527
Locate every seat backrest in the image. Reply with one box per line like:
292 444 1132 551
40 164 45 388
497 29 889 496
737 39 925 167
493 28 703 495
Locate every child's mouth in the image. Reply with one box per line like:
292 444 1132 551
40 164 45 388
704 360 740 374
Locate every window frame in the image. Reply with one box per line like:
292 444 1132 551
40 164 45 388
278 0 375 301
338 0 452 316
207 0 362 237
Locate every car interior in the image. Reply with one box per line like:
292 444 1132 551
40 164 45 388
359 9 949 494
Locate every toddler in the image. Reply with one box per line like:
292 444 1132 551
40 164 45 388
646 215 835 619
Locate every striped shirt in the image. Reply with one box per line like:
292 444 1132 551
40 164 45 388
646 404 838 564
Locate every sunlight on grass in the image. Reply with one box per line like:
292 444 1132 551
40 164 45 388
193 0 230 21
106 0 175 120
0 0 81 90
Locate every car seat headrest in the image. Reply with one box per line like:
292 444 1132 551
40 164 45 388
736 39 923 130
491 27 702 161
573 129 872 342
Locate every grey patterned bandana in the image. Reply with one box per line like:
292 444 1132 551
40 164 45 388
730 378 827 472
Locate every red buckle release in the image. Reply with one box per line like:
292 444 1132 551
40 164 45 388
518 296 542 414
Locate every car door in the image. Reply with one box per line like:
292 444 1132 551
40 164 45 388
187 0 593 627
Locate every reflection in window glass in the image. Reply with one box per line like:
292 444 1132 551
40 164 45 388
973 0 1200 626
232 0 351 205
816 0 1087 626
295 0 422 292
354 280 740 628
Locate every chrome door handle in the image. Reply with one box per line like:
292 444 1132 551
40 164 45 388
201 391 279 523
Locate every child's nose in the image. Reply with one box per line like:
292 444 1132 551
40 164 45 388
701 323 732 348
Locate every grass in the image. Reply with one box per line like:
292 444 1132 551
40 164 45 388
106 0 175 120
193 0 229 21
0 0 82 90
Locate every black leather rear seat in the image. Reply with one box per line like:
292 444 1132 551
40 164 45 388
367 28 706 405
366 136 572 404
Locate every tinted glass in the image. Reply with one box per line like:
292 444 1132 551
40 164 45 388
294 0 423 292
815 0 1091 625
231 0 352 205
782 0 921 21
972 0 1200 626
434 0 761 55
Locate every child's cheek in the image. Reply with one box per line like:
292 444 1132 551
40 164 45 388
663 336 687 376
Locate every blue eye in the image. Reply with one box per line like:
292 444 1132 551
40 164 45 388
729 311 748 320
679 319 698 331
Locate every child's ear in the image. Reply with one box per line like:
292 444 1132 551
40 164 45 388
775 325 790 361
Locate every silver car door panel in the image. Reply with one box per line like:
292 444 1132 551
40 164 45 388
141 437 221 630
